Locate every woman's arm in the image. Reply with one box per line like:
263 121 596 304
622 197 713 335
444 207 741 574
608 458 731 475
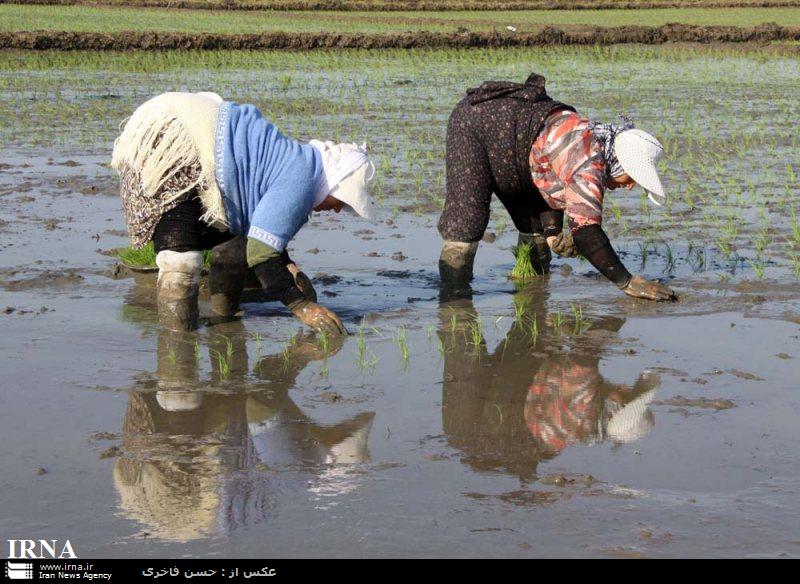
247 238 346 334
545 121 676 300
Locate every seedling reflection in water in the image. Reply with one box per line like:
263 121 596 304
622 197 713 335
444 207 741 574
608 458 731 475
213 350 231 381
571 303 589 335
194 339 202 365
529 315 539 344
394 325 409 364
356 320 379 371
466 317 483 350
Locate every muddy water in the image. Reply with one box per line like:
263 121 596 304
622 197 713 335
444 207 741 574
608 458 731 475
1 153 799 558
1 47 799 557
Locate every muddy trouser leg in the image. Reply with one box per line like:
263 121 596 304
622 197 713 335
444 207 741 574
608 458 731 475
437 100 494 291
209 235 248 317
155 250 203 331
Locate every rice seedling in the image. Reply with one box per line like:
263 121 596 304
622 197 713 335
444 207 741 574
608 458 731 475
715 237 733 259
789 251 800 279
354 320 379 371
748 259 766 279
790 215 800 248
663 243 676 274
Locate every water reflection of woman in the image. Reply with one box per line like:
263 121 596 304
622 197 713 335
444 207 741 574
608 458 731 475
114 323 374 541
439 291 659 481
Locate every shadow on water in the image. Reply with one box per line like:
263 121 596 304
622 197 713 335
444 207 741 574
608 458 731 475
113 317 375 542
438 283 660 482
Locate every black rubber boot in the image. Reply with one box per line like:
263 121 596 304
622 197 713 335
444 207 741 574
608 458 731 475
209 236 248 318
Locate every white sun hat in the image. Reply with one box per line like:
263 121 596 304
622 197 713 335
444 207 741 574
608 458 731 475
614 129 666 207
310 140 377 221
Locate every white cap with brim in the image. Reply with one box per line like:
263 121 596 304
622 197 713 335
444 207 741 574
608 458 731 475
606 389 657 443
310 140 377 221
329 162 377 221
614 129 666 207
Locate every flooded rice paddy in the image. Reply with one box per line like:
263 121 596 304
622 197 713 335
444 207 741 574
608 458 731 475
0 46 798 557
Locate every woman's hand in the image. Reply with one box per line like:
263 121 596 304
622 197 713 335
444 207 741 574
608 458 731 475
546 233 577 257
619 276 678 302
286 263 317 303
291 301 347 335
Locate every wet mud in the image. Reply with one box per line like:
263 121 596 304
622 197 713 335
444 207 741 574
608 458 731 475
2 23 798 50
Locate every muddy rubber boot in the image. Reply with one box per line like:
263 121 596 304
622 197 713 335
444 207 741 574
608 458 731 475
209 236 247 318
156 250 203 331
439 241 479 286
439 241 478 301
518 232 552 275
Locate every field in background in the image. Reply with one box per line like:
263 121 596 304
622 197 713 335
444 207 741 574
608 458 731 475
5 0 797 9
2 45 798 283
3 4 800 33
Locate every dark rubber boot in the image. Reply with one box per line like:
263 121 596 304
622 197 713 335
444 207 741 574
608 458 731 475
209 236 247 318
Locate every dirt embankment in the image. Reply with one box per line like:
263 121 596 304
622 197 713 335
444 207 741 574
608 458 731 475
2 0 798 11
1 23 798 49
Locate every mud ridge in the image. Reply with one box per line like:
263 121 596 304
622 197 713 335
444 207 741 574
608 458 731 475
5 0 797 11
2 23 798 50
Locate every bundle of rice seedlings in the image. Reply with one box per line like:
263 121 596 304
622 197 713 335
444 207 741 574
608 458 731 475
509 242 537 281
117 241 157 268
116 242 212 270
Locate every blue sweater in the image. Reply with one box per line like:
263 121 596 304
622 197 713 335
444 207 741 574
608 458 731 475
214 102 322 252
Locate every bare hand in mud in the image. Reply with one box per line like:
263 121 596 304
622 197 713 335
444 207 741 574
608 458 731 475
621 276 678 302
546 233 577 257
292 302 347 335
286 263 317 303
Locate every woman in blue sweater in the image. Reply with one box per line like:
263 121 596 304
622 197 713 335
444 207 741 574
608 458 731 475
112 92 375 334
